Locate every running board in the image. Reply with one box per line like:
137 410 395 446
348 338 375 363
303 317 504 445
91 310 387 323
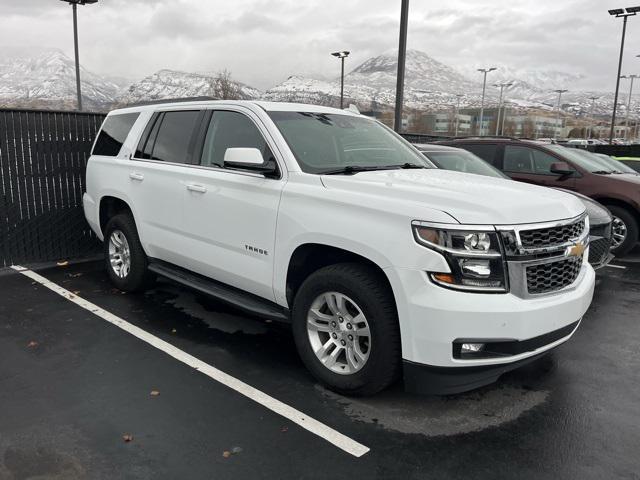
148 260 290 323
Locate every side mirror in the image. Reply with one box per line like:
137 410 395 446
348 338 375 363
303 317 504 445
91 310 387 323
550 161 574 176
223 147 278 177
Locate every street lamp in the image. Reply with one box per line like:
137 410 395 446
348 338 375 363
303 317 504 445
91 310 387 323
331 51 350 109
620 74 639 140
454 93 463 137
607 6 640 144
553 89 568 139
394 0 410 132
493 82 512 135
60 0 98 112
586 96 599 140
477 67 496 136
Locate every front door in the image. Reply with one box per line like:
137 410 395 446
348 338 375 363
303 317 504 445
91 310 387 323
502 144 577 190
181 109 285 301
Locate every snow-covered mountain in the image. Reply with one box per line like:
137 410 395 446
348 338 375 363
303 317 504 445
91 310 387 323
0 48 120 110
117 69 261 106
0 48 636 119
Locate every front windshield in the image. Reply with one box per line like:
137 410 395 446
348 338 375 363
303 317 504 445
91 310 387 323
546 145 614 173
423 150 508 179
593 153 638 174
268 111 433 174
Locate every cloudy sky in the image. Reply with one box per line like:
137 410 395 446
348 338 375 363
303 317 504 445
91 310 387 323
1 0 639 91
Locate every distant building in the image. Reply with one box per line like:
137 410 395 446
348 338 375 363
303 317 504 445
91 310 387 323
421 112 472 135
504 115 564 138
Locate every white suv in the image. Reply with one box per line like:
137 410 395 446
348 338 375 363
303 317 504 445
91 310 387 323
84 100 595 396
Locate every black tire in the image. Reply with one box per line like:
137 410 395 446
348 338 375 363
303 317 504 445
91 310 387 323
606 205 639 257
103 213 155 292
291 263 401 396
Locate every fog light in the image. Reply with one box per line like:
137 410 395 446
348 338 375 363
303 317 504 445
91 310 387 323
461 343 485 353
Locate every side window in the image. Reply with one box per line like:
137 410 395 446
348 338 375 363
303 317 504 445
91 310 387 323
92 113 139 157
462 144 497 165
200 111 270 168
504 145 534 173
531 149 561 175
150 110 201 164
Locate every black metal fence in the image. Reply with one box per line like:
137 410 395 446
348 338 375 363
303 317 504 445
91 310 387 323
0 108 106 267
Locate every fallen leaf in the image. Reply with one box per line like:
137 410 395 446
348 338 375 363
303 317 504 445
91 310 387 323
222 451 231 458
27 341 38 348
122 434 133 443
57 260 69 267
171 329 177 334
150 390 160 396
73 291 81 295
231 446 243 454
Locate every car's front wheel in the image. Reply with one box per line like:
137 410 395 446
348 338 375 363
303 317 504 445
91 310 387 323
103 213 155 292
607 205 639 256
292 263 401 396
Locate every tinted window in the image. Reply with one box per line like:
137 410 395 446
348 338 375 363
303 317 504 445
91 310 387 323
93 113 139 156
150 111 201 164
460 144 498 165
201 111 269 167
504 145 559 175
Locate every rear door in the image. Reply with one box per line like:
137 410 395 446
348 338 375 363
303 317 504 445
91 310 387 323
129 109 204 266
180 108 285 301
502 144 577 190
457 143 501 167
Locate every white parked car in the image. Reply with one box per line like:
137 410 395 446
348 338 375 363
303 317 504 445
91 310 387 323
84 101 595 396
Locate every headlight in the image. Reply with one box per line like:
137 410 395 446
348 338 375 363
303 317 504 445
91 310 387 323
412 223 508 292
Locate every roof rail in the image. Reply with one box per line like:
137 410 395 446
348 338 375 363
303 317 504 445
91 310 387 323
449 135 522 141
122 96 219 107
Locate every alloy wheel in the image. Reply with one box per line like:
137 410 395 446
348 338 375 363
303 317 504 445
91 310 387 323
306 291 371 375
611 216 628 250
108 229 131 278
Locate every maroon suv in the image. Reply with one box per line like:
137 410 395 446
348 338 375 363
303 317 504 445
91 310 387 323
439 138 640 255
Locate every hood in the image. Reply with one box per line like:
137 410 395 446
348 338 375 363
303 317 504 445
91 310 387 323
321 169 585 225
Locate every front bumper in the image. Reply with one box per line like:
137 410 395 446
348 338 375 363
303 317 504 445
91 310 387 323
384 262 595 391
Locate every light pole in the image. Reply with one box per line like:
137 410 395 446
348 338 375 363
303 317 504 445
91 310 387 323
620 74 639 140
60 0 98 112
477 67 496 136
586 96 599 139
454 93 463 137
553 89 568 139
394 0 410 132
331 51 350 109
607 7 640 144
493 82 512 135
501 101 510 136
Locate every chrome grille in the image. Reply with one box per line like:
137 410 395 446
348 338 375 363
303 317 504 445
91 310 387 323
519 219 585 250
526 256 583 295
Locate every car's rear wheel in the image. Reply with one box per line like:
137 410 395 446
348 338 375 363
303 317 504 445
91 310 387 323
292 263 401 396
607 205 638 256
104 213 155 292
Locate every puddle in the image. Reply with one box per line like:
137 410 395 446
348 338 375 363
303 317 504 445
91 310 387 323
318 383 549 436
149 281 269 336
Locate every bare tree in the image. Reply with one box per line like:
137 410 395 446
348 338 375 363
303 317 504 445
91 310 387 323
210 69 241 100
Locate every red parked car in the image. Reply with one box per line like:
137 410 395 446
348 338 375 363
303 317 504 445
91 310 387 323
439 138 640 255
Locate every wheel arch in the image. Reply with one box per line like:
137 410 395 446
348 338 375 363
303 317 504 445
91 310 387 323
98 195 137 237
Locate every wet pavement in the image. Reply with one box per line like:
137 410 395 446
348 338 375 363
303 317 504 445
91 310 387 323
0 251 639 479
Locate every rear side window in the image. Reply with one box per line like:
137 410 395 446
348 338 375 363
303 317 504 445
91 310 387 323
504 145 558 175
461 144 498 165
149 111 201 164
200 111 269 167
92 113 139 156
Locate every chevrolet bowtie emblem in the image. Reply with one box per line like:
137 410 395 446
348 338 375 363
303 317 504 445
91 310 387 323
565 242 586 258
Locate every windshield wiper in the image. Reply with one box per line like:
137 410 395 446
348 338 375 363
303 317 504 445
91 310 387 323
592 170 613 174
321 163 428 175
321 165 393 175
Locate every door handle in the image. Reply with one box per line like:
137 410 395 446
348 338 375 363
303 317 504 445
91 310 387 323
129 172 144 181
186 183 207 193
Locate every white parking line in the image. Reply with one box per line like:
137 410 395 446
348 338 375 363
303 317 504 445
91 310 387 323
11 265 370 458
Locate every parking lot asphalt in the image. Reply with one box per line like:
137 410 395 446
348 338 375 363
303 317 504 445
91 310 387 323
1 251 640 480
